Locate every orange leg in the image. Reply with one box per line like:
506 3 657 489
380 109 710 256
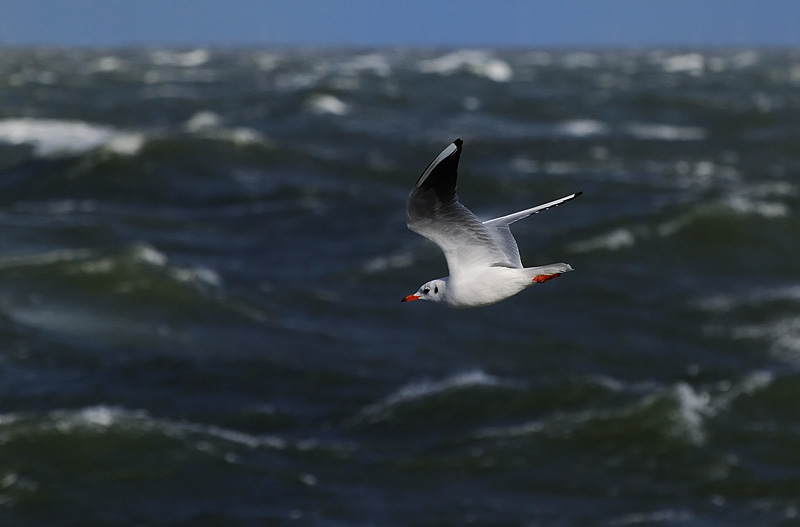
532 273 561 283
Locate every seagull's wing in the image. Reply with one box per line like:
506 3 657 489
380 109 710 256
482 192 583 268
406 139 511 278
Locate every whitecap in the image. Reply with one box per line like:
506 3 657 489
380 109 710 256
305 94 349 116
418 50 513 82
562 52 599 69
0 118 144 157
732 317 800 361
150 48 210 68
129 244 221 286
661 53 705 75
91 55 125 73
624 122 707 141
171 266 221 287
730 50 759 69
725 195 788 218
341 53 392 77
671 382 712 445
183 111 269 146
184 110 223 132
694 285 800 313
104 132 145 156
362 252 414 274
555 119 609 138
0 248 96 270
132 244 169 267
568 228 636 253
255 52 280 71
610 509 695 526
351 370 518 424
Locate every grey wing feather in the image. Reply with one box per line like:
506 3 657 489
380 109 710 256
482 192 583 268
407 140 583 276
406 140 511 276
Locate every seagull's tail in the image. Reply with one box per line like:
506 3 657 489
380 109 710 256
525 263 573 284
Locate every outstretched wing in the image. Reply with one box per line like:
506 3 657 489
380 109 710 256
406 139 512 278
482 192 583 268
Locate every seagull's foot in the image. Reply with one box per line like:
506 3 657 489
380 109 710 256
531 273 561 283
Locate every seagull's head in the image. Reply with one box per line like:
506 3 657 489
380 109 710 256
401 279 446 304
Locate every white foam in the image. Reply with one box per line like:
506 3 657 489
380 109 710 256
91 55 125 73
150 48 210 68
418 50 513 82
362 252 414 274
184 110 223 132
556 119 609 137
130 244 221 286
610 509 695 525
39 405 291 452
725 195 788 218
306 94 349 116
171 266 221 287
661 53 705 75
183 110 269 146
0 118 143 157
672 382 712 445
107 133 144 156
733 317 800 360
625 122 707 141
341 53 392 77
562 52 599 69
132 244 168 267
353 370 514 424
731 50 760 69
49 406 149 433
255 52 280 72
0 248 96 270
568 228 636 253
695 285 800 313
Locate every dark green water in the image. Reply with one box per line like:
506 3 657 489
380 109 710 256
0 47 799 526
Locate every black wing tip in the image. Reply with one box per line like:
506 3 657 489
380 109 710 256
453 138 463 148
573 191 583 198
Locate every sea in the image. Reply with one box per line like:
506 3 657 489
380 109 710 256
0 47 798 526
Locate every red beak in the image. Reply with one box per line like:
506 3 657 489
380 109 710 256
401 294 420 303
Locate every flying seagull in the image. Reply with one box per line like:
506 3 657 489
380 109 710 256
402 139 581 308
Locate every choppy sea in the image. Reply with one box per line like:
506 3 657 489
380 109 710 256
0 47 799 526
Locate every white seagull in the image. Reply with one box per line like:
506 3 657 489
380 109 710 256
401 139 581 308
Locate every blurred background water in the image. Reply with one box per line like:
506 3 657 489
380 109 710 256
0 47 799 526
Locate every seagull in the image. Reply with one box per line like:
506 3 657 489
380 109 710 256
401 138 581 308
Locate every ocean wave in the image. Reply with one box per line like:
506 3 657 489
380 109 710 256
624 122 707 141
418 50 513 82
555 119 610 137
694 285 800 314
732 317 800 362
474 374 772 447
183 110 271 146
0 118 144 157
149 48 210 68
28 405 355 456
0 405 330 456
0 244 223 340
361 251 415 274
349 370 521 425
660 52 705 75
339 52 392 77
568 228 637 253
305 94 350 116
609 509 695 526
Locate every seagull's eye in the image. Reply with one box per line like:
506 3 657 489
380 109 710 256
434 286 438 294
423 287 430 295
